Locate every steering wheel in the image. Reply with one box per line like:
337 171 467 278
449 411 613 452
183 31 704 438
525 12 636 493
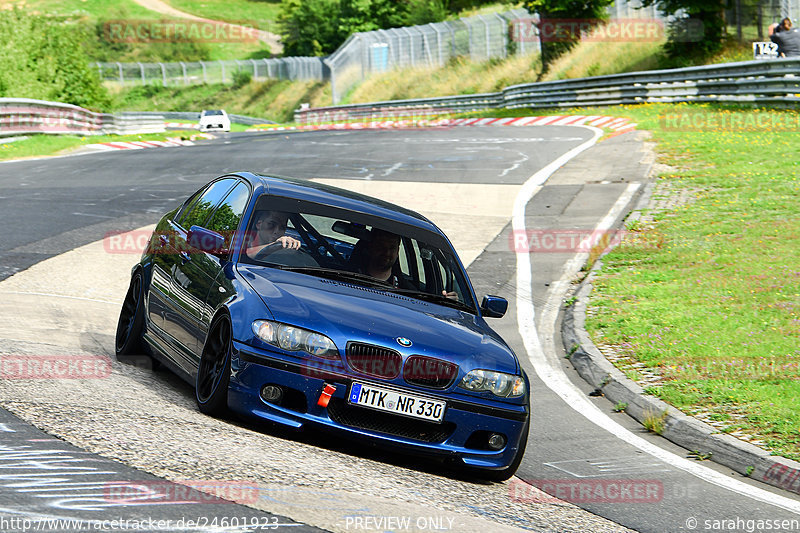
254 243 319 267
253 242 284 261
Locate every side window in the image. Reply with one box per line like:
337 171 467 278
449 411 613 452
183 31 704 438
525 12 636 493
207 182 249 248
179 178 236 230
176 187 206 223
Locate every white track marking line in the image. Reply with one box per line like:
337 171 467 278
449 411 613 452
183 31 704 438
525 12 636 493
513 126 800 514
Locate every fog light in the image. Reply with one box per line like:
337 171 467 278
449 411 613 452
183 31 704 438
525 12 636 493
260 385 283 403
487 433 506 451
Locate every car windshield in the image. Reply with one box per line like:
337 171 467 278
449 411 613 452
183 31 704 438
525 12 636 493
203 110 224 116
239 195 477 312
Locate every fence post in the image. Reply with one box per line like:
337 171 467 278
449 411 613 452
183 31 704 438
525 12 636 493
116 62 123 84
467 20 474 60
180 61 187 85
401 27 414 66
137 62 145 85
200 61 207 83
477 15 490 58
429 23 443 66
494 13 508 58
326 57 338 104
250 59 258 78
160 62 167 86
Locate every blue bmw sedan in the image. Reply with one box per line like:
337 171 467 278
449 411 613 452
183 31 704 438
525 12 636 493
116 172 529 481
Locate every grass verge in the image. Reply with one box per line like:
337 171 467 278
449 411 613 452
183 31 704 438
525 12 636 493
0 130 198 161
109 79 330 123
546 103 800 461
471 103 799 460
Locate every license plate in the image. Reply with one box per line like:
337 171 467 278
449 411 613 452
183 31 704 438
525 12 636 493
348 382 446 423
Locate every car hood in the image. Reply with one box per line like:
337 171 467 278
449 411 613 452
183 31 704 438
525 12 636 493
238 265 519 374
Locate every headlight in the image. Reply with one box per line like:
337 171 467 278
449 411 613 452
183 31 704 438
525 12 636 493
305 332 338 359
252 320 276 344
252 320 339 360
277 325 305 351
458 369 526 398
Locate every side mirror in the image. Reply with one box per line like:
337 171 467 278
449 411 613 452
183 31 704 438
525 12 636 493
481 295 508 318
187 226 227 256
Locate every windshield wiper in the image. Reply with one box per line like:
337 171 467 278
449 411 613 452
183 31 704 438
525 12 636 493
385 288 475 312
277 266 393 288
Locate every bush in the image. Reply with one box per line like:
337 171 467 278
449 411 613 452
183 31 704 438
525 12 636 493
232 69 253 89
0 8 109 110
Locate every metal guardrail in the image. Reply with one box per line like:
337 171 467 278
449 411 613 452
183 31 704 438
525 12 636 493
294 58 800 122
0 98 165 138
120 111 273 126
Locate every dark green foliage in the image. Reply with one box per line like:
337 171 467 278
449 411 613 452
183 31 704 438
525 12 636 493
403 0 449 25
278 0 507 57
0 9 109 109
232 69 253 88
523 0 615 75
278 0 343 56
639 0 724 59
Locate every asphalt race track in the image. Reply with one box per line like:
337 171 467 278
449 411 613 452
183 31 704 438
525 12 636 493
1 126 799 533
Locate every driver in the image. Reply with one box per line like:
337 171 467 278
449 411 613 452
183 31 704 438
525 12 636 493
246 211 301 259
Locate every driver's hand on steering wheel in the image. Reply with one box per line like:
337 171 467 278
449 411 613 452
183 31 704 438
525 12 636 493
273 236 301 250
442 290 458 301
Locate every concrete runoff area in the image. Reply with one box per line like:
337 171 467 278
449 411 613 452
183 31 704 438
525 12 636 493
3 125 798 532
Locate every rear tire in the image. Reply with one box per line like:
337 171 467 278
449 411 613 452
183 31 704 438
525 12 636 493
196 313 232 417
115 271 159 370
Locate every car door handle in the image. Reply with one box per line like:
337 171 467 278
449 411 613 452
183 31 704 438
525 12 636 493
179 251 191 264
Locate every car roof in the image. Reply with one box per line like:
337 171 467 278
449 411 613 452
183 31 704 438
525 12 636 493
232 172 442 235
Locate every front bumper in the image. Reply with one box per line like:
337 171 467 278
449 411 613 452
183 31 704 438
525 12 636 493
229 342 529 470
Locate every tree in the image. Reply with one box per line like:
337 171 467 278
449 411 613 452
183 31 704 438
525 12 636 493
278 0 340 56
522 0 615 75
278 0 512 57
639 0 723 60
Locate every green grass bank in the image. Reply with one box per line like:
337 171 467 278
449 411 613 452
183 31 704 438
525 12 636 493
556 104 799 461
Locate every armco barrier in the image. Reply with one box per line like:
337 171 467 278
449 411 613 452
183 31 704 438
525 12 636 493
0 98 165 138
295 57 800 123
120 111 273 126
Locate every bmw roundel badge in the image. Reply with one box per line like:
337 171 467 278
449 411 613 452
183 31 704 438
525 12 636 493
396 337 413 347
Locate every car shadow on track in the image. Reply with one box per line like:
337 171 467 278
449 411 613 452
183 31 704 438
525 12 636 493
115 356 498 485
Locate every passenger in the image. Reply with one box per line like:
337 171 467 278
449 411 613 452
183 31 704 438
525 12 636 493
359 228 402 284
356 228 458 300
246 211 301 259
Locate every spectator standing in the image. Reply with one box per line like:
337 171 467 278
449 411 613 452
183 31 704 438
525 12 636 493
770 18 800 57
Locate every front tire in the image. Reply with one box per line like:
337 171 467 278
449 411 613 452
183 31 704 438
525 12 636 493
115 271 147 355
196 313 232 417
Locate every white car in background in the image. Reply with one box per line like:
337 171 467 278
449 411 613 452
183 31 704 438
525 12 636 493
198 109 231 132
